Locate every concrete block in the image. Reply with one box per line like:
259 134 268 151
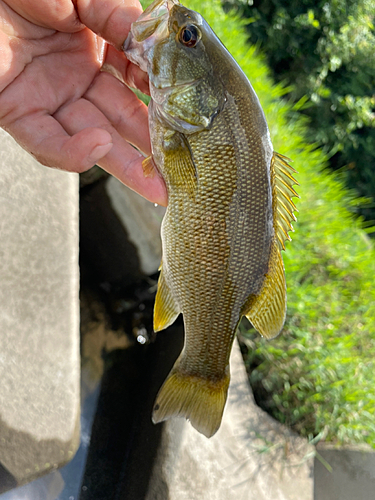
80 179 142 289
314 443 375 500
147 341 314 500
0 130 80 490
106 177 165 276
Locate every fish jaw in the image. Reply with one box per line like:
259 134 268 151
123 0 178 72
124 0 209 90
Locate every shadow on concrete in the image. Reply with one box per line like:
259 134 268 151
79 176 184 500
79 323 184 500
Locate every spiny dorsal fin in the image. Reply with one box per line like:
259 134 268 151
272 152 299 251
154 266 180 332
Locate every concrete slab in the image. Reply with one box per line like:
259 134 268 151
314 443 375 500
106 177 165 276
147 341 314 500
0 130 80 490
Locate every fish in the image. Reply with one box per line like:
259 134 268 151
124 0 298 438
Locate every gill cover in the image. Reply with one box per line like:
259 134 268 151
124 0 225 134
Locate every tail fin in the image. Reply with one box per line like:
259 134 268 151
152 363 230 438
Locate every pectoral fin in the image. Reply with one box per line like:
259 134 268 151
164 132 198 198
243 240 286 339
142 155 158 178
154 266 180 332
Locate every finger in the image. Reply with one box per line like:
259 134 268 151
84 70 151 155
77 0 150 94
8 112 113 172
99 148 168 207
104 44 150 95
3 0 84 32
77 0 142 50
55 97 168 206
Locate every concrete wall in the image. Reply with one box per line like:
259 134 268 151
0 130 80 491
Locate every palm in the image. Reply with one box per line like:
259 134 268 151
0 0 167 205
6 28 103 124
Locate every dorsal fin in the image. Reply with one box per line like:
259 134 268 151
271 152 299 251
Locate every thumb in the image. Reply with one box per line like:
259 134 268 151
77 0 143 50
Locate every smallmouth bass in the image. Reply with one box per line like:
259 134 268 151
124 0 298 438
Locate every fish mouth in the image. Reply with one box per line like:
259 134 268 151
131 0 179 43
124 0 179 71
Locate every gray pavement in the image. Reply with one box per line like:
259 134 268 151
146 341 314 500
0 130 80 490
106 176 165 276
314 443 375 500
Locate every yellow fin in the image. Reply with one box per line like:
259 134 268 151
154 268 180 332
272 152 299 251
152 362 230 438
142 155 157 178
164 133 197 198
244 240 286 339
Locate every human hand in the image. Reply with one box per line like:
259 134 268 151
0 0 167 206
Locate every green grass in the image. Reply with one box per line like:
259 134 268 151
140 0 375 446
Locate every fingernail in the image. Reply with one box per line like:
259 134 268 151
89 142 113 164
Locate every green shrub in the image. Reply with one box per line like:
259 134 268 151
140 0 375 446
223 0 375 222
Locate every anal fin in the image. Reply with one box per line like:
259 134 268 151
154 267 180 332
243 240 286 339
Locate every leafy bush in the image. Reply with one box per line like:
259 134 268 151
223 0 375 222
140 0 375 445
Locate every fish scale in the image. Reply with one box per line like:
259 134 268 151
124 0 299 437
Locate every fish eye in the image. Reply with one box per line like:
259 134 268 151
178 25 200 47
